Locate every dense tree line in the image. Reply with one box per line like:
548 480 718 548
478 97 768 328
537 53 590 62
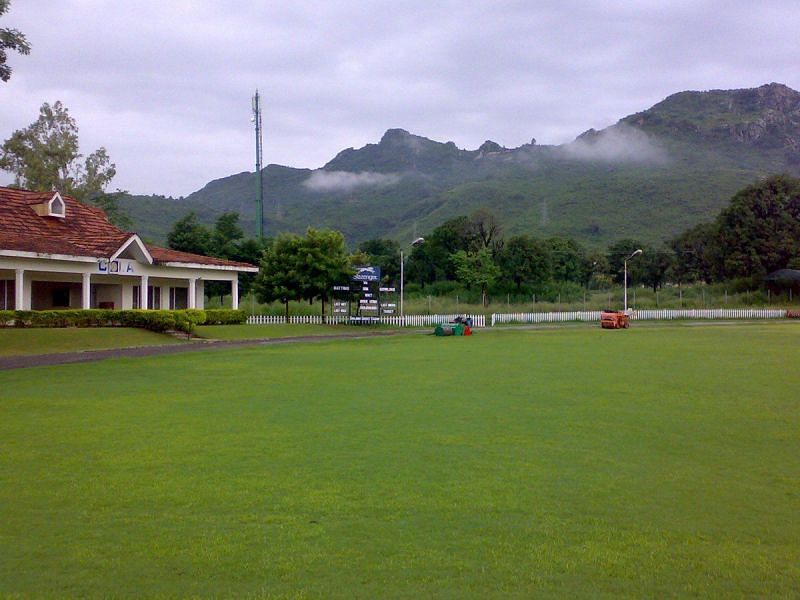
360 175 800 302
166 212 264 301
165 174 800 309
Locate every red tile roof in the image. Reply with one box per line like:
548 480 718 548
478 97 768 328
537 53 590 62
0 187 256 270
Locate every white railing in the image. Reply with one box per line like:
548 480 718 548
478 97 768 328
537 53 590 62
491 308 787 326
491 311 601 326
247 314 486 327
248 309 787 328
632 308 786 320
381 314 486 328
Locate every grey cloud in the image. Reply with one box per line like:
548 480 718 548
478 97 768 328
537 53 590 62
560 125 667 164
303 170 402 193
1 0 799 196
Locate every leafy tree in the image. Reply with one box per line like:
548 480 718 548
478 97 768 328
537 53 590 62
545 237 587 283
231 237 267 299
496 235 551 290
0 101 117 201
640 247 675 292
0 0 29 82
606 239 646 284
211 212 244 257
205 212 246 303
166 212 212 256
706 174 800 280
669 222 715 284
358 238 400 282
451 248 501 306
296 228 351 319
255 233 304 319
407 215 480 284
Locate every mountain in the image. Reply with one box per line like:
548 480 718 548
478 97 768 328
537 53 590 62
120 83 800 247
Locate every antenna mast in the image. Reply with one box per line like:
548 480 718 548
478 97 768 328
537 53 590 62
252 90 264 239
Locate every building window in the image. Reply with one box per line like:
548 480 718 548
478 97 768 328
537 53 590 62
0 280 15 310
170 287 188 310
133 285 161 309
149 286 161 310
52 287 70 307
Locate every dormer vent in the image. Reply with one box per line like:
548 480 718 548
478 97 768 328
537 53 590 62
30 192 66 218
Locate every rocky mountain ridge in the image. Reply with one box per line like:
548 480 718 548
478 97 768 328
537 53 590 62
120 83 800 246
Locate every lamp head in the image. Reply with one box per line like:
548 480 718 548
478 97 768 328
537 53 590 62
411 237 425 246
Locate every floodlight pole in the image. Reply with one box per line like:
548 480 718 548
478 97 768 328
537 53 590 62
624 249 643 312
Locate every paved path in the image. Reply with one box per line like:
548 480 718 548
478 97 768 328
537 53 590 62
0 331 401 371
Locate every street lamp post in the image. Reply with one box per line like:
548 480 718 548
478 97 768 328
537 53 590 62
624 249 643 312
400 237 424 322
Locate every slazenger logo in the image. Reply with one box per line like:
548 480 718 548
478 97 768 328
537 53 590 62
98 259 135 274
353 266 380 281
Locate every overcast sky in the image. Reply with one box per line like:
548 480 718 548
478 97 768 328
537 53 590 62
1 0 798 197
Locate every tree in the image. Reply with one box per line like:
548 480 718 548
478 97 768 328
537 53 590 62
206 212 246 304
358 238 400 282
166 212 212 256
706 174 800 280
406 215 480 284
256 228 350 320
606 239 646 284
255 233 304 319
0 0 29 82
451 248 501 306
468 208 502 251
545 237 587 283
640 247 675 292
496 235 551 290
669 222 715 284
211 212 244 258
1 102 117 200
296 228 351 319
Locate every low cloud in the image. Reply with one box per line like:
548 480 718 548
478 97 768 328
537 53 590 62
303 170 402 192
560 124 667 164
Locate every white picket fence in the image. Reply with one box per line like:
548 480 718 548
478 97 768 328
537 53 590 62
491 308 787 326
632 308 786 320
248 309 787 328
247 314 486 327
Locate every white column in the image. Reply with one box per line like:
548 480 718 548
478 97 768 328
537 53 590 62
121 283 133 310
14 269 25 311
140 275 149 309
231 277 239 310
82 273 91 309
188 278 196 309
160 286 169 311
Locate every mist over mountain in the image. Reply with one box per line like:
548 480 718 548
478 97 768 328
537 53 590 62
120 83 800 247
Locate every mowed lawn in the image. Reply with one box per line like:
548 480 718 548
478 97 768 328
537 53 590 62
0 327 183 356
1 323 798 597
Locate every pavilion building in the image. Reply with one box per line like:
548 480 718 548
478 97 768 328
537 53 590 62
0 187 258 311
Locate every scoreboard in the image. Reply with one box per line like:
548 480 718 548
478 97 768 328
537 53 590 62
332 266 398 324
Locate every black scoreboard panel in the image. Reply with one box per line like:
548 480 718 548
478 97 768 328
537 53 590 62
331 268 398 324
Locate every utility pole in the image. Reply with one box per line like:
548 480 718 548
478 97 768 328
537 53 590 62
252 90 264 239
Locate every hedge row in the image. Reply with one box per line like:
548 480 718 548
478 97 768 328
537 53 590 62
203 309 247 325
0 309 210 334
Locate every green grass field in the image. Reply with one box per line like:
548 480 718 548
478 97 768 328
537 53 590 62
0 327 183 356
1 323 798 597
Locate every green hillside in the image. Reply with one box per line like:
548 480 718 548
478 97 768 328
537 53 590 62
120 83 800 247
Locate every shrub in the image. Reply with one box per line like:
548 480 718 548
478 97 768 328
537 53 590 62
204 309 247 325
0 309 208 334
